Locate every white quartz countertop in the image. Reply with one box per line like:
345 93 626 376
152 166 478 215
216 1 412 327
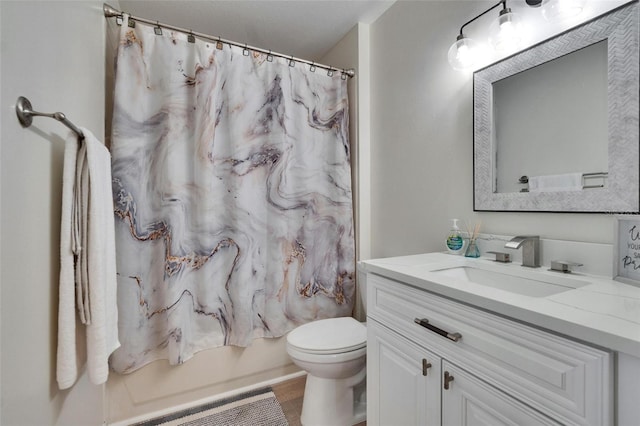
360 253 640 357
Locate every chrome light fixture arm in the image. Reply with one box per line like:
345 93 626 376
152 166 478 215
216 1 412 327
457 0 507 39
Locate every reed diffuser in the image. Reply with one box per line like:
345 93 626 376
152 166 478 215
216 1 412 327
464 221 481 258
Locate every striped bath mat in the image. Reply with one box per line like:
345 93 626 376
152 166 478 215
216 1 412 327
133 387 288 426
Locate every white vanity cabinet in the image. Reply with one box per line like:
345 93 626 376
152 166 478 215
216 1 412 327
368 322 559 426
366 273 613 426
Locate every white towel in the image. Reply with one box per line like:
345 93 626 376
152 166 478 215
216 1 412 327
528 173 583 192
57 128 120 389
58 135 80 389
73 143 91 324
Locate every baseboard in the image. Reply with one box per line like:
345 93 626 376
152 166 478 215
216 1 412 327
107 370 306 426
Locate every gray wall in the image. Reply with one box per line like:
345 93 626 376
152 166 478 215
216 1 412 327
1 1 106 424
369 1 617 259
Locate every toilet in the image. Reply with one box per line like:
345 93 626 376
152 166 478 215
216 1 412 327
286 316 367 426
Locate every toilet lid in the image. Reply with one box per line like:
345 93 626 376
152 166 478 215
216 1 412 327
287 317 366 354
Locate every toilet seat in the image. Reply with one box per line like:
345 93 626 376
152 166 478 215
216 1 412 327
287 317 366 355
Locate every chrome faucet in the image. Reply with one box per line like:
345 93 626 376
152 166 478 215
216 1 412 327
504 236 540 268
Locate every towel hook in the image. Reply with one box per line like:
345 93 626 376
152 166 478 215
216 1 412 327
15 96 84 139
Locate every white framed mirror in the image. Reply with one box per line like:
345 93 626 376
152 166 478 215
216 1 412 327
473 1 638 213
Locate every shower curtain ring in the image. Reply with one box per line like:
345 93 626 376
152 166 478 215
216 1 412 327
289 56 295 67
243 44 250 56
188 31 195 43
267 50 274 62
327 66 334 77
154 21 162 35
216 37 223 50
310 62 316 72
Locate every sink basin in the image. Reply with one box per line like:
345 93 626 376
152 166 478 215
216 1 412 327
432 266 589 297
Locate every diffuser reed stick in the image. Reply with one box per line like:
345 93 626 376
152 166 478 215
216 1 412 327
464 220 481 258
465 220 481 241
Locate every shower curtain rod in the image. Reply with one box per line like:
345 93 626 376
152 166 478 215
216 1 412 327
103 3 356 79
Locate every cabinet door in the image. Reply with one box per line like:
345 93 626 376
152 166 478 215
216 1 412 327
441 361 560 426
368 320 441 426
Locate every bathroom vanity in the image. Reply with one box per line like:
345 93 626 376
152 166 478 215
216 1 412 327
360 253 640 426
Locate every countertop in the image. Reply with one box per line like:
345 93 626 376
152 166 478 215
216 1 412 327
359 253 640 357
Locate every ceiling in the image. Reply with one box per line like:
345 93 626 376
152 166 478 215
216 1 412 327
117 1 395 62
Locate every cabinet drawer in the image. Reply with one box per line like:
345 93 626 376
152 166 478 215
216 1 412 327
367 273 612 426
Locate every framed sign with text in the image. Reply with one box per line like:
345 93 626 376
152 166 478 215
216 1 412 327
613 215 640 287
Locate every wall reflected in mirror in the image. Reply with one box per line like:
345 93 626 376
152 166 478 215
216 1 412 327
492 40 608 194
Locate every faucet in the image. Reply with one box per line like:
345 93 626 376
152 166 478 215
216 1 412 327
505 236 540 268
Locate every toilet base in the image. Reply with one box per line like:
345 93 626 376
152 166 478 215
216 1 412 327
352 381 367 424
300 368 366 426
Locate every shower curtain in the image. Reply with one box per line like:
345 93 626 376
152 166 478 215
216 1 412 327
109 18 354 374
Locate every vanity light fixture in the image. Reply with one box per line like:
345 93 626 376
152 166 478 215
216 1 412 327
448 0 536 72
488 2 525 53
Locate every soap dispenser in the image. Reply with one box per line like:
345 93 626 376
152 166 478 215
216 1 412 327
446 219 464 254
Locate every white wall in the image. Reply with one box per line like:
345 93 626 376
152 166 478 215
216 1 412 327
0 1 106 424
320 23 370 320
369 1 627 259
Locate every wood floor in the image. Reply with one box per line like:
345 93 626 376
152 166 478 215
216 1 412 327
272 375 366 426
272 375 306 426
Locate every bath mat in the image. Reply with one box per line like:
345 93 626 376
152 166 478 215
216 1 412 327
133 387 288 426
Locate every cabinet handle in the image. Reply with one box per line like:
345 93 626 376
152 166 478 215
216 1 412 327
414 318 462 342
443 371 454 390
422 358 432 376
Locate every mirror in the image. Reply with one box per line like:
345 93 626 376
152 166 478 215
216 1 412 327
474 2 638 213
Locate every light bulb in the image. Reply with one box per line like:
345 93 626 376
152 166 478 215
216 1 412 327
489 8 524 53
448 35 481 72
542 0 586 22
456 44 472 64
500 21 516 39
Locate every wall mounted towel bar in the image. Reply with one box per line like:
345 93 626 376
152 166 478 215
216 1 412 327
15 96 84 139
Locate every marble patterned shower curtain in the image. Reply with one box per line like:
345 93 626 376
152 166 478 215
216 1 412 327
109 19 354 374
